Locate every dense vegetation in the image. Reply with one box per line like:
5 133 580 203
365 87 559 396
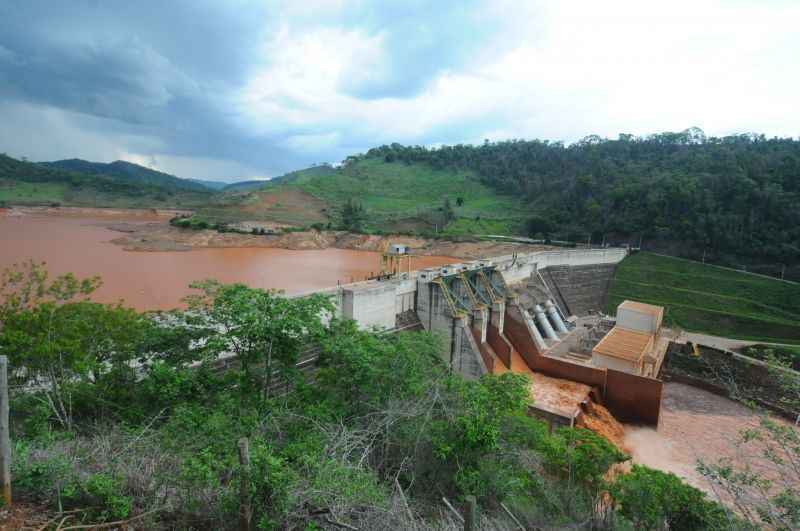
0 262 752 529
41 159 212 192
0 154 212 208
607 252 800 343
358 130 800 277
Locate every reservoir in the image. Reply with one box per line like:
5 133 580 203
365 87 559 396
0 209 456 311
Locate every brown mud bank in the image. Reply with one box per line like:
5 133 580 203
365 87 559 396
108 222 553 259
4 205 191 220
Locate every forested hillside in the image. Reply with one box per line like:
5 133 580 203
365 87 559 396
41 158 212 192
359 129 800 271
0 154 211 207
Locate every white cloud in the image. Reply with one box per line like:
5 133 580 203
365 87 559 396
118 152 270 182
236 0 800 156
2 0 797 177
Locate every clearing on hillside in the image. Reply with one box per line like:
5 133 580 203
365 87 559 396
606 252 800 344
259 158 528 234
197 187 330 226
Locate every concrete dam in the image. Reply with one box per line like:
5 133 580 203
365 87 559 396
294 247 665 428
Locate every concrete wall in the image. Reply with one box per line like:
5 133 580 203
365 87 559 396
604 369 662 425
342 282 397 329
454 319 487 379
536 352 608 390
592 352 638 375
472 328 495 373
617 307 659 334
503 308 542 370
394 278 416 314
504 306 608 390
487 324 512 368
539 263 617 316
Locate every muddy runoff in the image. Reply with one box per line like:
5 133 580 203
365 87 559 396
1 207 548 311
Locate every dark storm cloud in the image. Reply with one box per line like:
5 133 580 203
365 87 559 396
0 0 516 179
0 0 300 177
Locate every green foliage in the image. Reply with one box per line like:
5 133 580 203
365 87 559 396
607 252 800 343
79 473 132 521
362 131 800 270
5 265 734 528
745 344 800 371
185 280 334 403
340 198 365 232
611 464 730 530
41 158 211 192
0 154 211 207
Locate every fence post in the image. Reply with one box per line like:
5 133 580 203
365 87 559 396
464 495 477 531
238 437 251 531
0 356 10 506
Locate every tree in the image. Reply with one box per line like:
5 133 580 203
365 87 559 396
456 196 464 207
0 262 151 429
610 465 730 530
185 281 334 403
341 198 365 232
526 215 553 239
442 197 455 225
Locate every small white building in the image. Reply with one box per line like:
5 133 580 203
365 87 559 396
591 300 664 375
616 300 664 334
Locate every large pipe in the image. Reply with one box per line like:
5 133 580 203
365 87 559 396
534 304 558 340
523 309 548 352
545 300 567 333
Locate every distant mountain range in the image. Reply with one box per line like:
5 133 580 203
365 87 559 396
41 159 220 192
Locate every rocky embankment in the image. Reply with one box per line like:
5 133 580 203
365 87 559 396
107 221 552 259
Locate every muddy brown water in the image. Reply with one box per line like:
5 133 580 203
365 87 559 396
0 210 456 311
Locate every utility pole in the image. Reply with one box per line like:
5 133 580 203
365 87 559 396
587 234 591 248
464 496 477 531
781 264 786 280
702 248 706 264
0 356 10 507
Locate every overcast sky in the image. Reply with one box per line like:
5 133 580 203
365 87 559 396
1 0 798 182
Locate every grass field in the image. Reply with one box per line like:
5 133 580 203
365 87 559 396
0 180 68 204
0 178 210 209
242 158 528 234
606 252 800 344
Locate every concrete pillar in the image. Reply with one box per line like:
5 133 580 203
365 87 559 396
490 300 505 334
545 300 567 333
523 308 548 352
472 307 488 344
534 304 558 340
453 316 485 379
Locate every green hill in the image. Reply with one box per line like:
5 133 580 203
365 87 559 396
606 252 800 344
0 154 211 208
362 135 800 278
221 179 270 192
41 158 211 192
216 158 527 235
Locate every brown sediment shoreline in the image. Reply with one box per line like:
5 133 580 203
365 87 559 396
107 224 553 259
3 206 552 259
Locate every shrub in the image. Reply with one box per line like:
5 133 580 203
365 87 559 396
610 464 730 530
